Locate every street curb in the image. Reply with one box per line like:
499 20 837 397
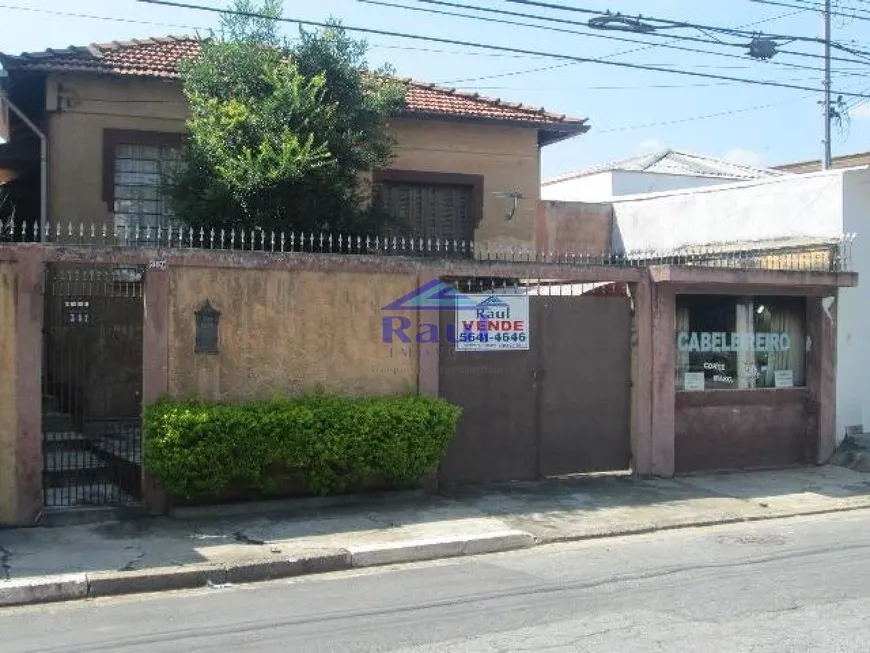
87 564 230 598
348 530 535 568
0 533 534 608
0 573 88 607
3 505 869 608
533 503 870 545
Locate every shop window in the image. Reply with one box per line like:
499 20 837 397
675 295 806 391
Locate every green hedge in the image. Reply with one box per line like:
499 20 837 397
143 394 462 500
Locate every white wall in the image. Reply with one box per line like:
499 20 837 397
611 170 742 197
609 171 846 253
837 167 870 441
542 171 615 202
542 170 755 202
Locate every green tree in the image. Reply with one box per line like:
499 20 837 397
166 0 406 235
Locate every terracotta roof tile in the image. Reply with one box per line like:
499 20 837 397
0 36 587 130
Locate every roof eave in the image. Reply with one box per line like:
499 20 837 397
399 111 588 140
539 124 589 147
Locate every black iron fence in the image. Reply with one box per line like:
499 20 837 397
0 218 856 272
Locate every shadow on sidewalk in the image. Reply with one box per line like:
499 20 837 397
1 465 868 580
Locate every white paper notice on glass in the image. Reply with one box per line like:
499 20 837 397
683 372 705 391
774 370 794 388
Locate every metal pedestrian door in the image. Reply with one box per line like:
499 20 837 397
42 264 145 508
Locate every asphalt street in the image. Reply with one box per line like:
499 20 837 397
3 509 870 652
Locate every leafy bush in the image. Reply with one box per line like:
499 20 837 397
143 394 462 500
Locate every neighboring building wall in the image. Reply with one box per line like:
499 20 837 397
542 171 615 202
839 168 870 439
609 171 846 253
610 170 744 197
167 266 420 401
535 200 612 254
607 166 870 443
0 262 17 524
542 170 750 203
43 75 543 245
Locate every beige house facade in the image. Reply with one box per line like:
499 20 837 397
0 36 588 248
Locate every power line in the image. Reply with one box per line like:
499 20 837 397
360 0 870 80
389 0 870 68
485 1 870 65
440 61 864 85
0 3 205 30
452 75 832 91
596 94 817 133
0 3 584 63
435 7 869 85
799 0 870 12
752 0 870 22
132 0 870 99
501 0 870 53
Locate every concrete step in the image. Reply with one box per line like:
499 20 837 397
43 482 138 509
43 448 109 472
43 467 115 489
43 434 91 459
43 414 77 433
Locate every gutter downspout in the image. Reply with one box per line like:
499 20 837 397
4 96 47 243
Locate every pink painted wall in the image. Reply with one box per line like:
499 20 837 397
0 244 855 524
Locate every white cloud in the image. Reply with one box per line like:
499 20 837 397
638 138 664 152
849 102 870 120
723 147 764 167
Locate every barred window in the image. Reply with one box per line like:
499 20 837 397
113 143 182 244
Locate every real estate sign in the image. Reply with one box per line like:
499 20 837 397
456 294 530 351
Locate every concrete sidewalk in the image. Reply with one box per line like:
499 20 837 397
2 465 870 607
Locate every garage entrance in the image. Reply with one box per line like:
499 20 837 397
438 279 632 485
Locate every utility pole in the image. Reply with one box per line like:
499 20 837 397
822 0 832 170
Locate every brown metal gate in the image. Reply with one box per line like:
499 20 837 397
42 264 145 508
536 297 631 476
438 286 632 485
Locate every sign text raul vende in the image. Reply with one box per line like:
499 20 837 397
381 292 531 351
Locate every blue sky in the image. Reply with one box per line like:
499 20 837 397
2 0 869 178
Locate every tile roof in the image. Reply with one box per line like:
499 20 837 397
773 150 870 174
0 36 588 131
544 148 788 185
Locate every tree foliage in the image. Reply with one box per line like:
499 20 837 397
165 0 406 234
